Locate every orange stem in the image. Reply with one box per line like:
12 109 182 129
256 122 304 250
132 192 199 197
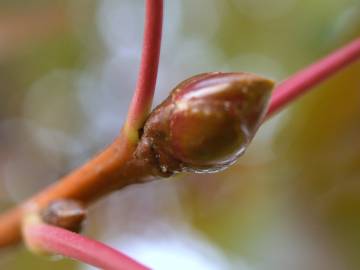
0 0 164 248
0 9 358 254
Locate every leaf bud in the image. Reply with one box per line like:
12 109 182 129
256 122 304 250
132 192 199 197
139 72 274 174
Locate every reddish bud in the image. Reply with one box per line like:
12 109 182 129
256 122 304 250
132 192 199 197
40 200 86 233
139 72 274 174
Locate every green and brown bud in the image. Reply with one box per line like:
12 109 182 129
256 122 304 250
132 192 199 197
138 72 274 174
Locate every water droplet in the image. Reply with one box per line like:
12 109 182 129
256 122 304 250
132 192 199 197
142 72 274 174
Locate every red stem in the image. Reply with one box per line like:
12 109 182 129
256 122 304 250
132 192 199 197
27 224 150 270
0 0 164 250
124 0 163 140
266 37 360 118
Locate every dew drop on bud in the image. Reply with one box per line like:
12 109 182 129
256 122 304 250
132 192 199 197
141 72 274 174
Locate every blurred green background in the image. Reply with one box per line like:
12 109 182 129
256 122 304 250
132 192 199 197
0 0 360 269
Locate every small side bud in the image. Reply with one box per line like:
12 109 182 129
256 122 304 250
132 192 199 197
40 200 87 233
139 72 274 173
22 200 87 257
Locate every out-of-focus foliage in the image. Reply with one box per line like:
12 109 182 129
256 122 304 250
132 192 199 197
0 0 359 269
275 57 360 268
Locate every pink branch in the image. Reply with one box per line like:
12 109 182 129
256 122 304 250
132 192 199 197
26 223 150 270
266 37 360 118
124 0 163 139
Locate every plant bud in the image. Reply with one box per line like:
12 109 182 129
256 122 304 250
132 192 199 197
140 72 274 173
40 200 86 233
